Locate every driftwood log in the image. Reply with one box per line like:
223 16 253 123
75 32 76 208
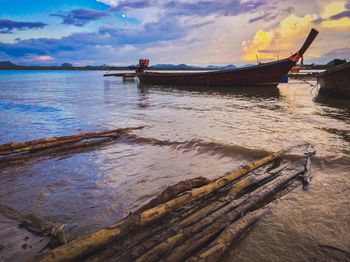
186 207 271 262
36 144 313 262
36 148 289 262
137 166 304 262
0 204 66 246
0 126 145 156
177 163 287 229
0 127 145 164
134 176 210 214
85 177 211 262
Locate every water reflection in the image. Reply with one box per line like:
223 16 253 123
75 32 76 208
138 83 280 99
137 86 150 108
314 94 350 145
314 94 350 123
122 77 137 83
103 80 111 91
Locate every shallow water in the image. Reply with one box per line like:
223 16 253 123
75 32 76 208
0 70 349 261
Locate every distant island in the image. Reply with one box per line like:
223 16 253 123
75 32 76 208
0 61 131 71
0 60 237 71
0 60 328 71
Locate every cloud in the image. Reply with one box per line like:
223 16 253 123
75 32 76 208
97 0 120 6
98 0 266 17
0 33 97 58
329 10 350 19
242 1 350 63
164 0 266 16
249 13 271 23
242 29 274 61
0 19 46 34
0 13 209 65
109 0 150 11
242 14 317 61
1 0 349 66
321 47 350 60
99 16 211 45
51 8 109 27
321 1 350 28
249 7 294 23
0 32 109 65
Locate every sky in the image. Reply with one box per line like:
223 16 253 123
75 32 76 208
0 0 349 66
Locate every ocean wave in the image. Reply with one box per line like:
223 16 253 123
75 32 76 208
118 133 350 168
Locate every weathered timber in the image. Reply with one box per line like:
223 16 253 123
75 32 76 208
86 177 210 262
138 166 304 262
301 156 312 190
135 177 210 214
0 137 114 164
177 164 287 229
85 221 170 262
113 197 248 262
0 126 144 155
100 186 253 261
136 148 288 226
134 197 246 262
36 148 289 262
300 144 315 190
227 163 288 198
186 207 270 262
0 204 66 246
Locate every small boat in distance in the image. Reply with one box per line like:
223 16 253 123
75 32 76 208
318 60 350 98
137 28 319 87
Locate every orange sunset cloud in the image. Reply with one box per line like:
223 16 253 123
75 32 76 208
242 1 350 62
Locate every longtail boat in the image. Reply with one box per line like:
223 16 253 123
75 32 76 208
318 60 350 98
137 28 319 87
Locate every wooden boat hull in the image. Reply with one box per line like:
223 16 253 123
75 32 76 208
137 28 319 88
318 62 350 98
138 58 295 87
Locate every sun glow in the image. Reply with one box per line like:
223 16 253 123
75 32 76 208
242 14 316 62
242 0 350 62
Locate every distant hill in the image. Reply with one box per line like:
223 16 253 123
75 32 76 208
222 64 236 69
151 64 236 70
207 64 236 69
0 61 19 67
206 65 218 69
0 61 125 70
151 64 199 69
85 64 112 69
0 60 330 71
61 63 73 68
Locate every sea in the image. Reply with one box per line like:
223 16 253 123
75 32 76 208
0 70 349 261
